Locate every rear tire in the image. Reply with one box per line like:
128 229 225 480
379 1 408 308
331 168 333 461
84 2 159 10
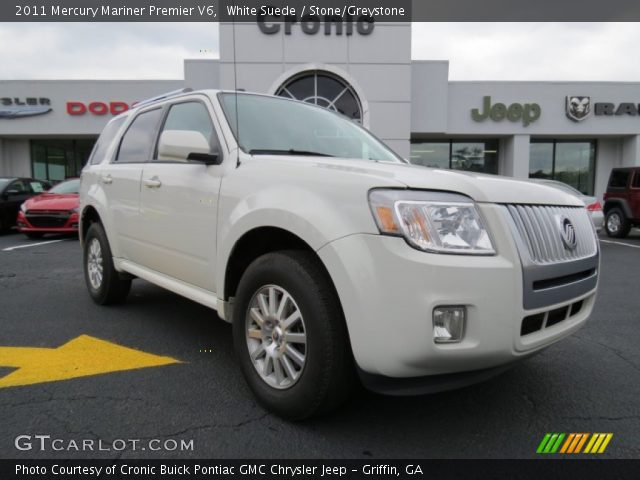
232 250 354 420
83 222 131 305
605 208 631 238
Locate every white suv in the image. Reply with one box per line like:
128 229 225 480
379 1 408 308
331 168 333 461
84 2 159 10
80 89 599 419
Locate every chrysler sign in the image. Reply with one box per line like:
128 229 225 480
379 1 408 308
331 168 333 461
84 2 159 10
0 97 52 119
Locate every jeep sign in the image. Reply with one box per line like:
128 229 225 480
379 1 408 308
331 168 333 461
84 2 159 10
471 96 541 127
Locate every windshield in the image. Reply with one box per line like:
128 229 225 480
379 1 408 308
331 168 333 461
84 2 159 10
49 179 80 194
219 93 403 163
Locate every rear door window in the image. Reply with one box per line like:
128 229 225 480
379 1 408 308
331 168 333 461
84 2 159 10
116 108 162 163
8 180 30 193
156 101 219 162
632 172 640 189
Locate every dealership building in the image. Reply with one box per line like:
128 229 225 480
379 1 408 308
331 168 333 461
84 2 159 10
1 21 640 199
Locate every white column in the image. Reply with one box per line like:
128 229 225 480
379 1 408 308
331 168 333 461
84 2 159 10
3 139 31 177
622 135 640 167
501 135 530 179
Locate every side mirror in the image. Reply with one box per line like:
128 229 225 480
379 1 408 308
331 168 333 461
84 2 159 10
157 130 222 165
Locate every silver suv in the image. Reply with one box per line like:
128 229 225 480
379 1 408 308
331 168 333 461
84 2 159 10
80 89 599 419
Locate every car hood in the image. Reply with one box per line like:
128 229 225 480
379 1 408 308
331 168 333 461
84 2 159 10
25 193 79 211
294 157 584 206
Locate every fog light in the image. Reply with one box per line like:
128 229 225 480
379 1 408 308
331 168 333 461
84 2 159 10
433 306 466 343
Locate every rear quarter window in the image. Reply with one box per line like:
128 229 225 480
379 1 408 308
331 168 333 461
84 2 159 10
90 117 126 165
609 170 630 189
29 181 46 193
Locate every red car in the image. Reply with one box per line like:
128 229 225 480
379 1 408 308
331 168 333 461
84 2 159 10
17 178 80 239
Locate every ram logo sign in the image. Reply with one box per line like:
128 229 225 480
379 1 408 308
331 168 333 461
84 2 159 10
566 96 591 122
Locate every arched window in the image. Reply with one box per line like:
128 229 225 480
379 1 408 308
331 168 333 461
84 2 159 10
275 71 363 123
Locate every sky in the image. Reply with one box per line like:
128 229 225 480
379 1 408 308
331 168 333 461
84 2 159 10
0 22 638 81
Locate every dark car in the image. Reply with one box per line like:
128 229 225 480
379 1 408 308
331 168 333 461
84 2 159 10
0 177 51 232
603 167 640 238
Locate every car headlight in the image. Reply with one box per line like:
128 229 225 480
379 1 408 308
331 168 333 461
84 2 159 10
20 203 27 213
368 189 496 255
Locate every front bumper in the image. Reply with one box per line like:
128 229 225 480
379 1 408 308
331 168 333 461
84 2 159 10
317 203 598 379
357 362 519 396
590 210 605 232
17 211 79 233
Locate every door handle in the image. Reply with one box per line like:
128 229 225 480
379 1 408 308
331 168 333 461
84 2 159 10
100 174 113 185
143 177 162 189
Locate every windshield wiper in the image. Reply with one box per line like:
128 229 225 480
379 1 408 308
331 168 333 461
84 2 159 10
248 149 334 157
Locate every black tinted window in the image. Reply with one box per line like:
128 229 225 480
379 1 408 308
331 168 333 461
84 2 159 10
116 109 162 163
609 170 630 188
633 172 640 188
92 117 125 165
8 180 30 193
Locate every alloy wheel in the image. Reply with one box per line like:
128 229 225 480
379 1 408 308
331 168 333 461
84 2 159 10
87 238 104 290
607 213 621 234
245 285 307 389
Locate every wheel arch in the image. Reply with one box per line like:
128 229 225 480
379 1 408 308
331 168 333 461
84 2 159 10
222 226 337 303
604 198 633 218
80 205 102 246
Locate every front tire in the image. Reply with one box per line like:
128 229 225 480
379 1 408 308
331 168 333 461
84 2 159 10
232 250 354 420
83 222 131 305
605 208 631 238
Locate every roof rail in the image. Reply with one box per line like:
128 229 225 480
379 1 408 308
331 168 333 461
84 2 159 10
135 88 193 108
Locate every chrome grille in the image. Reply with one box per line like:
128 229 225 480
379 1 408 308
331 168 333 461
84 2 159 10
507 205 597 264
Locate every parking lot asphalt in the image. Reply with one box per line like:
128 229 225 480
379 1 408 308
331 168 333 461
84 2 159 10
0 229 638 459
